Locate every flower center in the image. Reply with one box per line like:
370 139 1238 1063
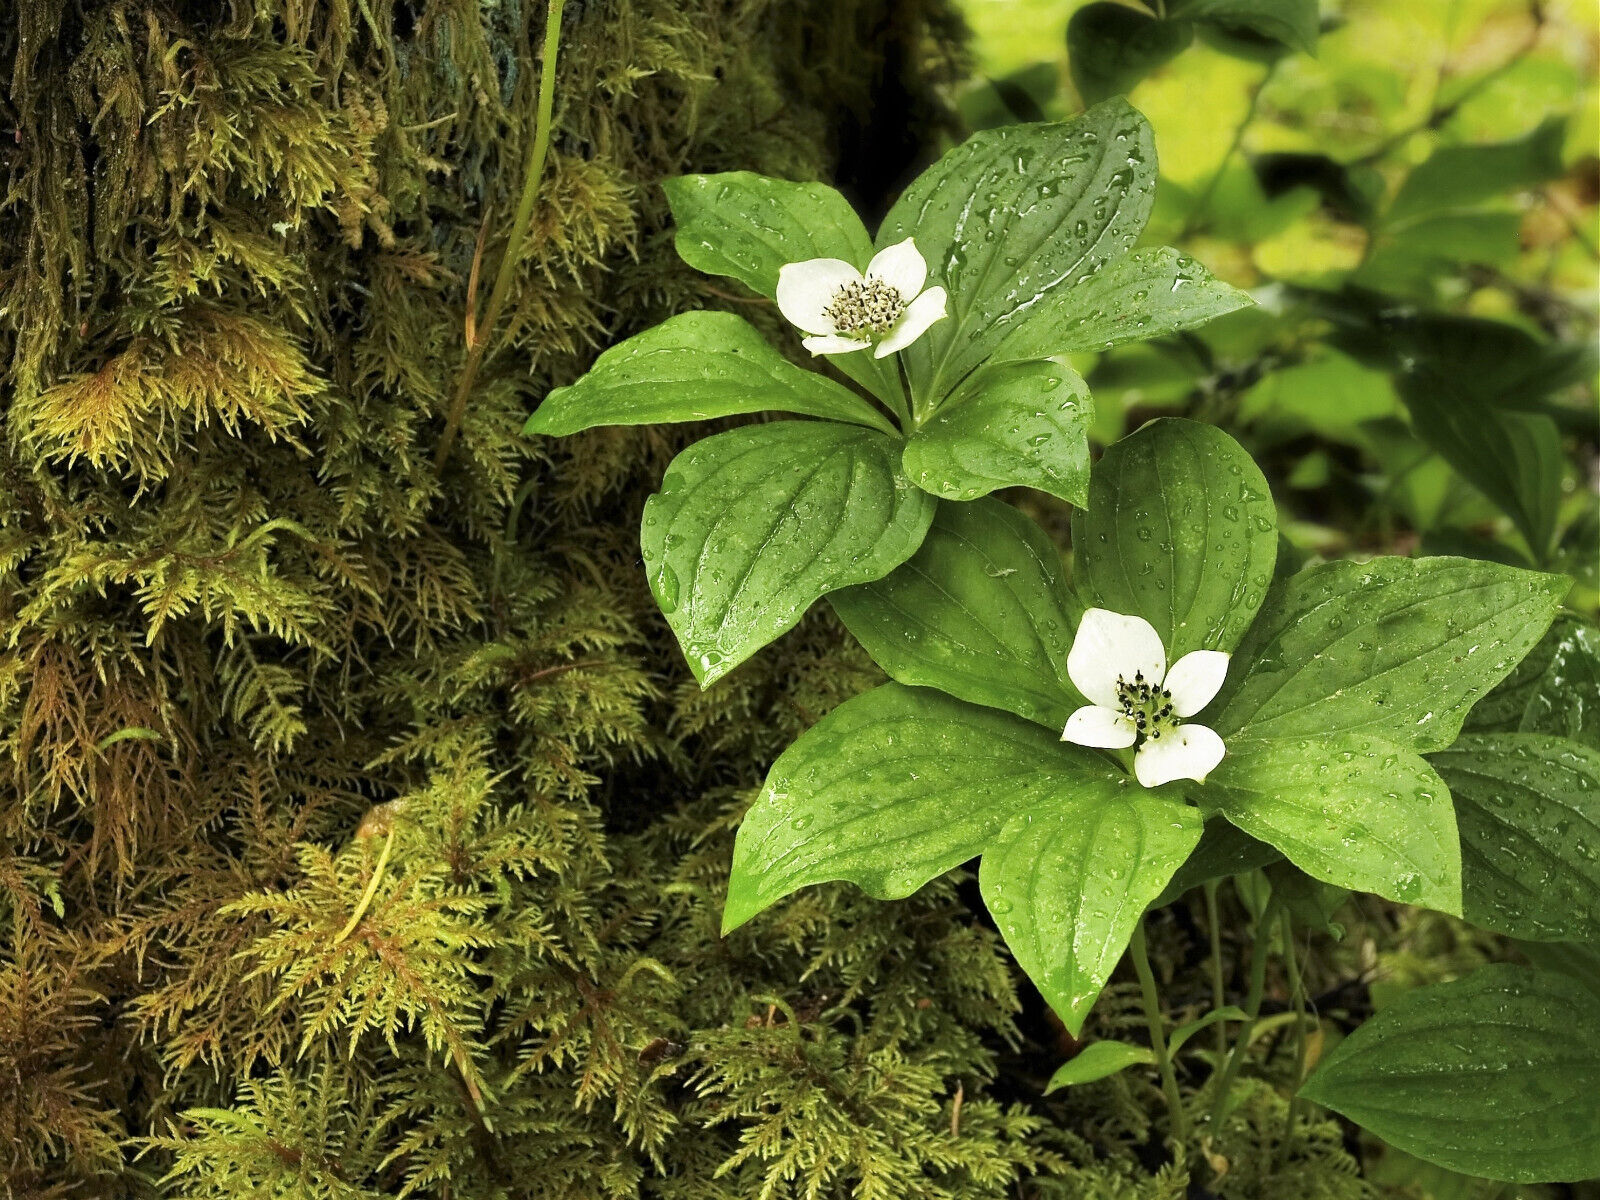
824 278 906 336
1116 672 1177 743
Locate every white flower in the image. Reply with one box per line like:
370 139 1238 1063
1061 609 1229 789
775 237 948 359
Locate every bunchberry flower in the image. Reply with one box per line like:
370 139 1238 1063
1061 609 1229 789
775 237 948 359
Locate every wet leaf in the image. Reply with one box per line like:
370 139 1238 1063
1212 556 1569 751
1301 965 1600 1182
1431 732 1600 941
642 423 934 686
879 98 1156 402
723 684 1114 931
981 789 1201 1032
990 247 1252 363
1073 418 1277 658
830 498 1084 729
525 312 895 436
1201 735 1462 913
901 360 1093 505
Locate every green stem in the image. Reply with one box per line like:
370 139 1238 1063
333 826 395 945
1204 880 1227 1057
1130 919 1189 1145
435 0 567 472
1277 910 1309 1165
1208 897 1276 1131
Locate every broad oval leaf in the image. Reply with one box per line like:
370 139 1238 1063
662 172 901 403
723 684 1111 932
1045 1041 1155 1092
525 311 895 436
1431 732 1600 942
901 360 1093 506
881 99 1156 402
981 787 1202 1033
1211 556 1569 751
992 248 1252 364
1073 418 1277 659
830 498 1084 728
643 423 935 687
1201 735 1462 914
1301 964 1600 1182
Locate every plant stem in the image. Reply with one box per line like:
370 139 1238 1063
1204 880 1227 1057
1208 897 1276 1131
333 826 395 945
435 0 567 472
1277 909 1309 1167
1130 918 1189 1145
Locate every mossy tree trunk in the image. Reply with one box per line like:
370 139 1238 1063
0 3 1101 1198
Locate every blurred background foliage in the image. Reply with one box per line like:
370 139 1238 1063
961 0 1597 604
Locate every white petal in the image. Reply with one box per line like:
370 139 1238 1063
802 333 872 356
1134 724 1226 789
873 286 947 358
1061 705 1137 749
1163 650 1230 718
776 258 861 334
1067 608 1167 708
865 236 927 298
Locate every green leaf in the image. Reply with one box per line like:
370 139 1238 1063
524 312 895 437
1073 418 1277 658
642 423 935 686
1212 556 1569 752
880 99 1156 402
1402 377 1564 560
723 684 1106 932
1045 1041 1155 1091
1168 1006 1248 1058
830 498 1084 729
1170 0 1319 53
1153 819 1282 907
991 248 1253 363
1301 964 1600 1182
1518 622 1600 750
1067 4 1195 106
980 785 1202 1032
663 173 873 300
1431 733 1600 942
662 172 900 403
1202 735 1462 913
900 360 1093 506
1387 118 1567 225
